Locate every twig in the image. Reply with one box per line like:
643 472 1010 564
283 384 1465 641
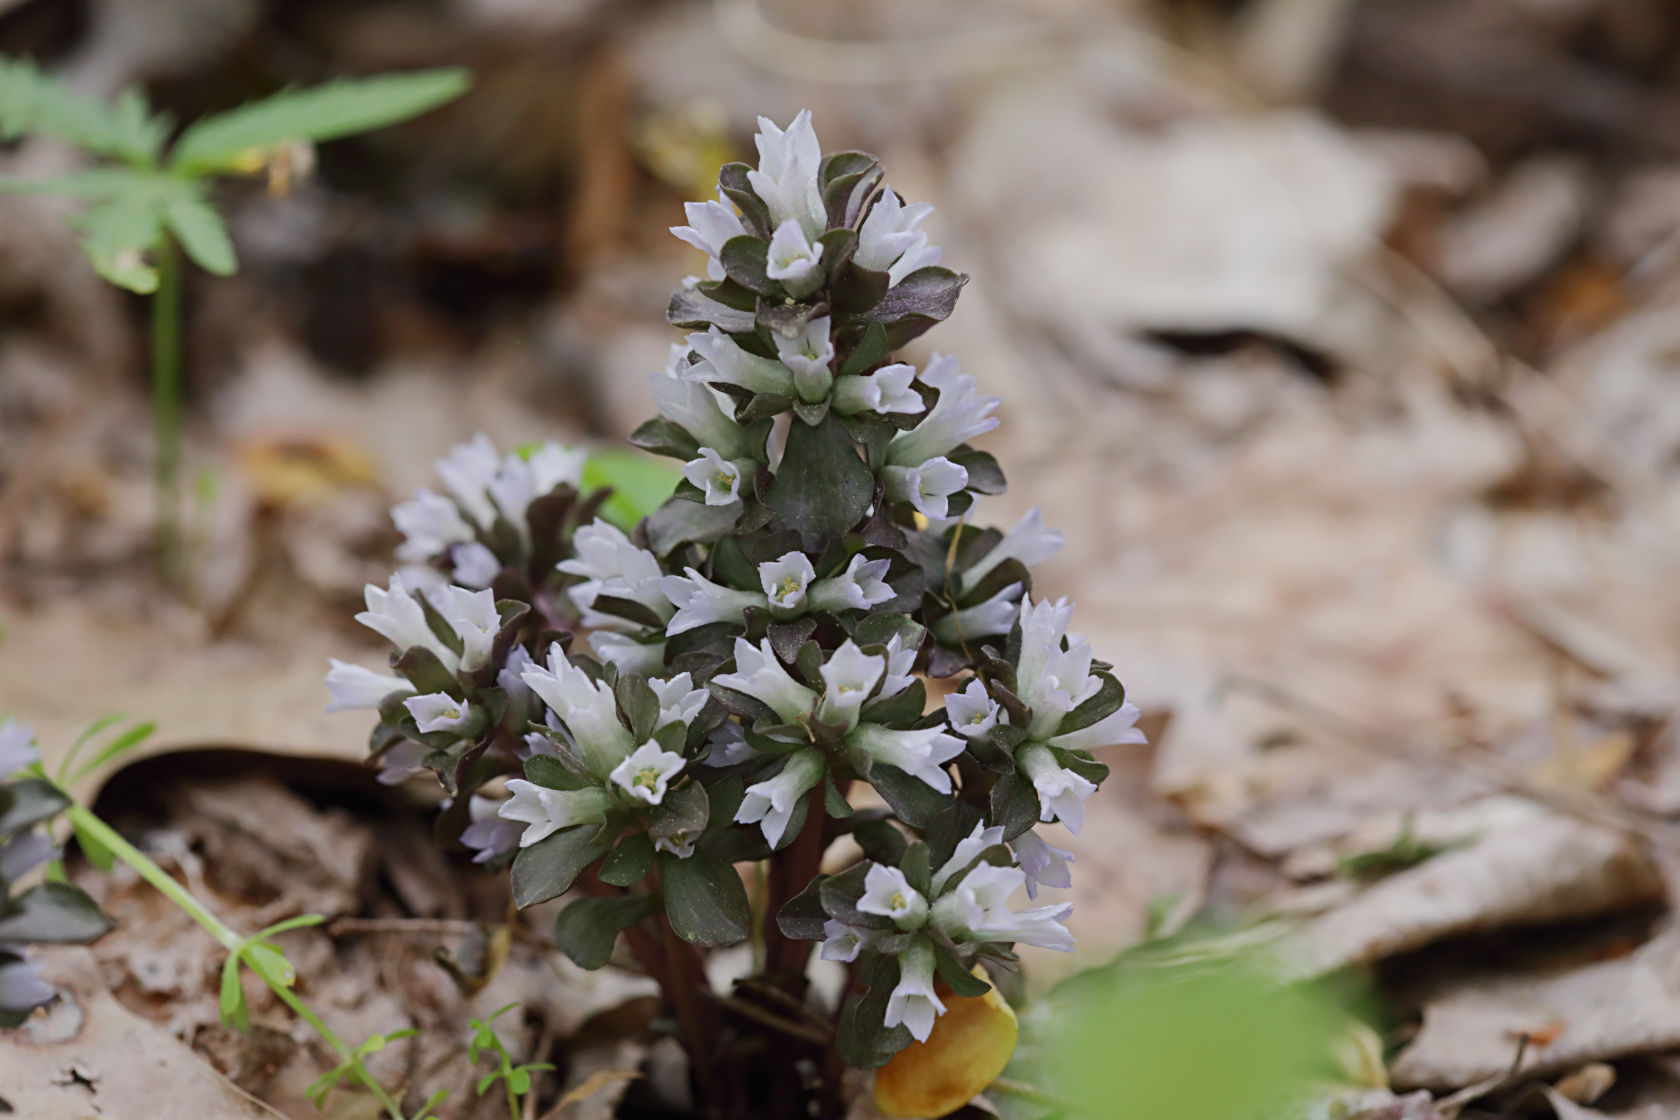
709 992 832 1047
1435 1034 1530 1118
327 917 486 938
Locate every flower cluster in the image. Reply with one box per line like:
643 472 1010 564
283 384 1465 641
0 720 113 1027
329 112 1144 1071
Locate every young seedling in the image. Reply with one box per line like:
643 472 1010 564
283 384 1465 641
468 1002 555 1120
330 111 1148 1117
0 59 470 585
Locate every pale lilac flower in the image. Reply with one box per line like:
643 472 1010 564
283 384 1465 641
931 821 1006 895
746 111 825 238
878 633 919 699
773 315 834 401
356 573 460 672
883 939 946 1043
816 640 885 730
855 188 941 286
1018 743 1097 834
375 739 431 786
1012 829 1075 899
497 779 614 848
766 219 824 300
932 863 1074 952
735 748 825 847
670 187 746 281
403 692 475 735
887 354 1001 467
959 508 1064 594
496 646 536 706
833 363 924 417
662 568 765 635
858 864 928 930
704 721 757 768
808 554 893 613
450 542 502 588
559 519 672 629
433 434 502 529
820 918 872 963
392 488 473 564
682 447 751 507
0 831 55 881
324 660 414 714
649 673 709 729
0 958 53 1015
609 741 687 806
711 638 817 723
461 794 522 863
759 551 816 613
650 345 750 458
932 581 1023 646
686 328 796 398
945 679 1002 740
883 457 967 520
521 643 635 779
847 724 964 794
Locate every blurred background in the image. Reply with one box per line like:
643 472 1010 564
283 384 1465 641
8 1 1680 1116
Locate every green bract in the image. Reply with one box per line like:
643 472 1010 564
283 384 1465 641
331 110 1147 1107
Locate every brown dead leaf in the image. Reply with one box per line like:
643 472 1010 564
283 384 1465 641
552 1067 643 1111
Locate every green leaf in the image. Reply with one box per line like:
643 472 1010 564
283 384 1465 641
170 68 471 175
763 413 874 551
219 953 249 1031
868 765 948 830
0 882 113 943
510 827 612 907
72 814 115 871
838 322 891 378
667 286 757 333
164 189 236 275
719 235 776 297
0 778 70 835
776 874 830 941
582 448 680 531
0 58 166 163
658 849 750 947
68 719 155 784
934 945 992 998
74 190 168 294
553 894 656 970
597 832 654 887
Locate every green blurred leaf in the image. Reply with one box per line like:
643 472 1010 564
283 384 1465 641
164 190 236 275
582 448 680 532
170 68 471 175
0 882 114 943
0 57 166 163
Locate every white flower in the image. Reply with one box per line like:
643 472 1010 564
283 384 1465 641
711 637 817 723
0 719 39 776
855 188 941 286
559 520 672 630
847 724 964 793
931 863 1074 952
1018 743 1097 834
403 692 474 735
820 918 872 963
1052 701 1146 754
662 568 765 635
430 585 500 673
878 633 918 699
932 821 1007 895
758 551 816 613
808 553 894 613
746 110 825 238
1014 597 1100 738
1012 829 1075 899
773 315 834 401
833 362 925 416
883 939 946 1043
887 354 1001 467
649 672 709 729
686 328 795 398
375 739 431 786
450 542 502 589
527 441 587 496
609 740 686 806
325 660 415 713
654 832 697 859
858 864 929 930
497 645 536 706
682 447 751 507
960 508 1064 594
650 345 749 457
735 747 825 847
703 721 757 768
521 643 635 779
766 219 824 300
883 457 967 520
434 434 502 529
944 679 1002 740
817 640 885 730
932 581 1023 647
356 573 460 672
670 187 746 281
392 488 473 564
589 631 668 676
497 779 613 848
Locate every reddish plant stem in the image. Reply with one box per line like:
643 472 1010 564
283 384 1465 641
765 792 831 983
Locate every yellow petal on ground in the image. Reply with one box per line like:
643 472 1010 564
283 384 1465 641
874 971 1019 1119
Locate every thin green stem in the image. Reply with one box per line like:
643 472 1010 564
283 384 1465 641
65 804 408 1120
151 237 183 588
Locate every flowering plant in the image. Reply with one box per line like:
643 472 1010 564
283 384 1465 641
330 111 1143 1114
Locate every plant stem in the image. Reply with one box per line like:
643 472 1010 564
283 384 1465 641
66 804 409 1120
151 238 183 589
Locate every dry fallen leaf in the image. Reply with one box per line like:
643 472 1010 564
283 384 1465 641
552 1066 643 1112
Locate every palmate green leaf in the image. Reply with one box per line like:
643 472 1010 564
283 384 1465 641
169 68 471 175
0 57 167 163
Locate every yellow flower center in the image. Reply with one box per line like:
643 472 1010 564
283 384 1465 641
633 767 661 790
